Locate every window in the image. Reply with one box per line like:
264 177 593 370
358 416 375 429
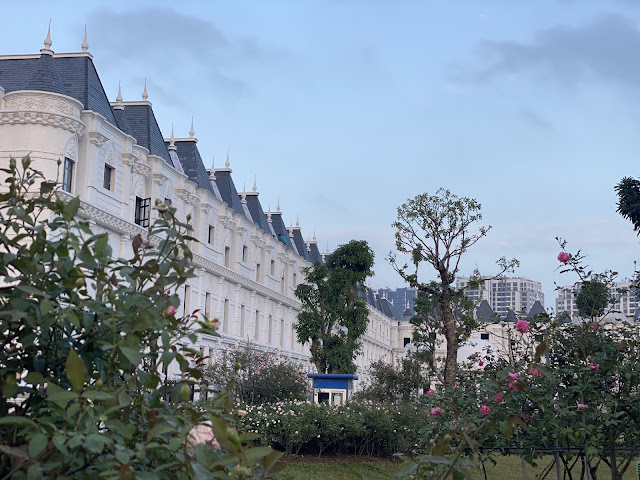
208 226 215 244
242 245 248 262
480 333 490 340
223 299 229 333
404 337 411 347
135 196 151 227
183 285 191 316
62 157 74 192
256 263 261 282
270 260 275 275
254 311 260 341
268 315 273 343
204 292 211 318
240 305 246 338
224 246 231 268
164 198 172 207
280 319 285 348
103 164 114 191
293 272 297 288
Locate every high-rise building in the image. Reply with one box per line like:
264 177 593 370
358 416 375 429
456 277 544 317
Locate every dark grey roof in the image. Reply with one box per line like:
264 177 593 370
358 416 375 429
360 289 394 319
23 53 67 95
112 108 132 136
527 301 547 319
558 311 572 324
270 213 295 251
123 104 173 167
379 298 395 318
0 55 117 126
214 170 246 217
504 309 518 323
173 141 215 195
292 229 312 262
246 195 270 232
308 243 323 263
476 300 495 323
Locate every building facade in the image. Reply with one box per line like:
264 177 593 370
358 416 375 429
456 277 544 317
555 281 639 321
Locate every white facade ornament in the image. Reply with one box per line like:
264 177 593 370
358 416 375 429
1 92 85 135
64 134 78 160
42 23 53 55
225 150 230 168
142 78 148 101
189 117 195 138
252 176 257 192
88 131 108 147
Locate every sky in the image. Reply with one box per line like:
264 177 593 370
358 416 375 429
2 0 640 309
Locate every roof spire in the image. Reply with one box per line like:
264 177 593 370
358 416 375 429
41 21 53 55
313 230 317 242
296 215 300 228
81 25 89 52
225 149 230 168
267 205 272 224
276 199 281 212
113 81 124 110
211 155 215 170
189 117 194 138
252 175 257 192
241 183 247 204
208 155 216 181
142 78 148 101
168 124 176 151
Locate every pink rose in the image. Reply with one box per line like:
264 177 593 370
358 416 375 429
425 388 435 396
480 405 490 416
478 360 484 366
529 368 542 378
515 320 530 334
454 381 460 387
166 305 177 316
430 407 444 417
588 363 599 373
558 252 570 264
495 393 504 404
577 403 586 410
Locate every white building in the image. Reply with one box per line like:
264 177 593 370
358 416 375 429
0 29 405 386
456 277 544 317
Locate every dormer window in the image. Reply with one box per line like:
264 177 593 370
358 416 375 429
62 157 74 192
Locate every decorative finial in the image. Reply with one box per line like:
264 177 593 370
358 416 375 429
276 199 280 212
189 117 194 138
142 78 148 101
313 230 317 241
81 25 89 52
211 155 215 170
296 215 300 228
116 81 123 102
41 21 53 55
241 187 247 204
267 205 272 223
225 149 230 168
252 175 257 192
168 124 176 151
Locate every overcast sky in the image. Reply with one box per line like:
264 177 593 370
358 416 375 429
3 1 640 309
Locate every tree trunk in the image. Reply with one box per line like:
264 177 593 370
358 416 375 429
441 281 458 386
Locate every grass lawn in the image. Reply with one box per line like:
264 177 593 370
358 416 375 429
276 454 640 479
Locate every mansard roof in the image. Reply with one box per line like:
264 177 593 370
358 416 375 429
245 194 271 233
292 228 312 262
0 55 117 126
214 170 247 217
123 104 174 168
527 301 547 319
269 212 296 252
23 53 67 95
308 242 323 263
476 300 495 323
112 107 132 136
173 140 215 195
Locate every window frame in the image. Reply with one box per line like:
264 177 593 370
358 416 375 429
62 157 74 192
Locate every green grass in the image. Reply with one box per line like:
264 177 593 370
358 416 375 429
275 454 640 480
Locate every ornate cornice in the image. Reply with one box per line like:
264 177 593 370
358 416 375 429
131 161 151 177
153 173 169 186
0 111 85 135
1 91 85 135
88 131 108 147
177 188 199 206
236 226 246 237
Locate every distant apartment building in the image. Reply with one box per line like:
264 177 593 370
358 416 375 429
456 277 544 317
555 281 639 320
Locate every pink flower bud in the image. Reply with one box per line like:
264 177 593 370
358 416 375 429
166 305 177 316
430 407 444 417
588 362 599 373
480 405 490 416
557 252 570 264
577 403 586 410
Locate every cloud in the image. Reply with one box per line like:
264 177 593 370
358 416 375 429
87 7 272 100
518 109 554 131
451 13 640 89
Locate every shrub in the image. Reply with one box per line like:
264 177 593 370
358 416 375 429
202 345 310 404
0 158 281 479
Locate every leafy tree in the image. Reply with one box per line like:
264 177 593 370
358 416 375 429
294 240 374 374
355 358 431 404
389 189 517 386
615 176 640 234
0 158 281 479
576 278 612 319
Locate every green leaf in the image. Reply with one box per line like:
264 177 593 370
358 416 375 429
24 372 45 385
3 382 19 398
243 446 273 466
0 416 38 428
47 383 79 408
63 196 80 222
84 434 106 453
119 346 142 366
28 432 48 458
82 390 114 401
39 298 54 316
27 464 42 480
65 348 86 391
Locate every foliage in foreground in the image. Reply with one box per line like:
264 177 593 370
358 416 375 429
202 344 310 405
0 158 281 479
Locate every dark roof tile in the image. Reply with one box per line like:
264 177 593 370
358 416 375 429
173 141 215 195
